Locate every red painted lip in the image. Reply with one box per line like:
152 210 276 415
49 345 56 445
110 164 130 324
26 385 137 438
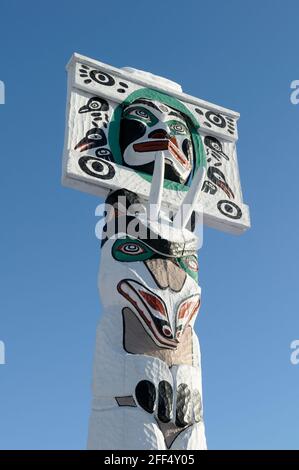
133 139 191 170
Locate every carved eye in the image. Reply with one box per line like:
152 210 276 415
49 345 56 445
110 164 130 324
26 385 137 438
185 256 198 272
217 200 242 219
204 135 223 152
88 132 103 140
112 237 154 262
123 106 158 126
118 243 144 255
90 70 115 86
129 108 151 121
96 148 111 157
212 142 221 151
214 172 225 182
90 100 101 109
177 255 199 281
162 326 172 337
136 109 149 118
205 111 226 128
169 122 187 134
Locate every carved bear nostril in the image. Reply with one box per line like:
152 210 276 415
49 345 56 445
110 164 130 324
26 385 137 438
135 379 202 429
176 383 192 428
135 380 156 414
158 381 173 423
193 389 202 423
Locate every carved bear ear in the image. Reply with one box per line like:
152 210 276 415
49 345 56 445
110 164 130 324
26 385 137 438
173 166 206 230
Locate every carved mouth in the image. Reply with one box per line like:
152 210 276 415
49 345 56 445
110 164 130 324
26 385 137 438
117 279 178 349
133 139 191 170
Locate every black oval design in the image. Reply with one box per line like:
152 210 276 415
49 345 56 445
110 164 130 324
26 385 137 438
194 107 203 115
176 383 192 428
205 111 226 128
135 380 156 414
119 81 129 88
78 156 115 180
217 200 242 219
90 70 115 86
158 381 173 423
204 135 223 152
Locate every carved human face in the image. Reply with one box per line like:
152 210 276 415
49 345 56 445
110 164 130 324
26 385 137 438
119 99 194 184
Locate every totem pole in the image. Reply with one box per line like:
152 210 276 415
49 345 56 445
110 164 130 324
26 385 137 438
62 54 250 450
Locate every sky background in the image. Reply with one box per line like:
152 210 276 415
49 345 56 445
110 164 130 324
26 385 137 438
0 0 299 450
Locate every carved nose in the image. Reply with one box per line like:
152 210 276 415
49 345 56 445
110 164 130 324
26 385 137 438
148 129 170 140
145 258 186 292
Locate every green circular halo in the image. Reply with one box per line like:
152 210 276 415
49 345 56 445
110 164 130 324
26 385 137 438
108 88 206 192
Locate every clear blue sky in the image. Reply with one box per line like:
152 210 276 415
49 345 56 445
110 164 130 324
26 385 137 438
0 0 299 450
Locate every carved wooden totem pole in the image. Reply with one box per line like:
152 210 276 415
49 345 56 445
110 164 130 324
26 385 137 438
62 54 250 450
